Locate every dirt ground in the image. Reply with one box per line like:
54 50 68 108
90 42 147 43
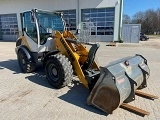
140 35 160 49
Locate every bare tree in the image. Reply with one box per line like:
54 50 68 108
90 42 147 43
156 8 160 34
123 14 131 24
123 8 160 34
132 11 145 24
131 9 160 34
144 9 157 34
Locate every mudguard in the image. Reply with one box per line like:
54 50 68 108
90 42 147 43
16 45 32 61
43 50 60 65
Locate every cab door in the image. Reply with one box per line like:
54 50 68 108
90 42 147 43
22 11 39 52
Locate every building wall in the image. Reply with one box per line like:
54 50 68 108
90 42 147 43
0 0 122 41
79 0 121 41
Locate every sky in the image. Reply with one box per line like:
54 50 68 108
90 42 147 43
123 0 160 17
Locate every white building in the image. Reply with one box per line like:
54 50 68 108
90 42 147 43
0 0 123 42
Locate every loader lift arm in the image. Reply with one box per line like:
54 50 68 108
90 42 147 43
54 30 100 89
65 37 101 90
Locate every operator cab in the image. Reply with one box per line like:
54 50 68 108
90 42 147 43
21 9 65 52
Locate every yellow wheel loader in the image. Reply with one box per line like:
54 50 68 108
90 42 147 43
15 9 151 114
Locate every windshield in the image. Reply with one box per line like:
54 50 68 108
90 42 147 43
37 12 64 33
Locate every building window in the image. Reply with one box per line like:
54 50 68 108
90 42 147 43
0 14 18 36
81 8 115 35
57 10 76 31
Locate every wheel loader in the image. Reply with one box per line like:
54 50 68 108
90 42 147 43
15 9 151 114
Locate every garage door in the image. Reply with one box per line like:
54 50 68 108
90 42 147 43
81 8 115 42
0 14 18 41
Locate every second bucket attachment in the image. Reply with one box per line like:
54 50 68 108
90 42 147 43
87 55 150 114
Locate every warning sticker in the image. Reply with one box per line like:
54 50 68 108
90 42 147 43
117 78 125 84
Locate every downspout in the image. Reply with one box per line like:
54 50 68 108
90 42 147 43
118 0 123 41
77 0 80 29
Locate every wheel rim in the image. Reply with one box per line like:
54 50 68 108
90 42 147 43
19 54 26 68
48 64 59 81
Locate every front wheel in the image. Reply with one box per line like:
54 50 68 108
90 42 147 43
45 54 73 88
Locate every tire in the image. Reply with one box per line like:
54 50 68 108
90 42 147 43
142 38 146 41
17 50 36 73
45 54 73 88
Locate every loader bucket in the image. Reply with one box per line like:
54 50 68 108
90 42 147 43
87 55 150 114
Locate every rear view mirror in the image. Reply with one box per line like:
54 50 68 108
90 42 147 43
74 29 80 35
76 29 80 34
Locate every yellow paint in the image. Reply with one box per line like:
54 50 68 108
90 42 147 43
66 31 99 70
54 30 100 89
17 36 31 50
55 31 89 88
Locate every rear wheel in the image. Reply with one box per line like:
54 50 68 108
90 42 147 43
17 50 36 73
45 54 73 88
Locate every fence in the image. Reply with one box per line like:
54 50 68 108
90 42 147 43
76 29 91 44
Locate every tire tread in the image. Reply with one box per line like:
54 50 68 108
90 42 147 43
45 54 73 88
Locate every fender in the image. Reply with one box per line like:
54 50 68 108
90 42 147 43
43 50 60 65
16 38 22 47
16 45 33 61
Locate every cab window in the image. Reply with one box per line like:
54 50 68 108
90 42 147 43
37 12 64 45
23 12 38 43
